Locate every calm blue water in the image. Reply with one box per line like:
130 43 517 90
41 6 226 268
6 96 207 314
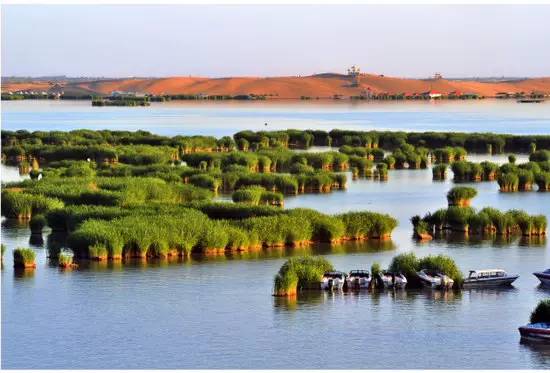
2 99 550 136
2 101 550 369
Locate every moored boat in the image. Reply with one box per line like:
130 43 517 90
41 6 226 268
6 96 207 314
346 270 371 289
417 269 454 289
377 271 407 289
320 271 347 291
534 269 550 288
463 269 519 287
519 323 550 341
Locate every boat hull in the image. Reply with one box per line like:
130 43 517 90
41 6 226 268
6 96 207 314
346 277 371 289
463 275 519 287
534 273 550 287
519 324 550 341
320 279 345 291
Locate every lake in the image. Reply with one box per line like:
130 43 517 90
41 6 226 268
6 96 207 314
1 100 550 369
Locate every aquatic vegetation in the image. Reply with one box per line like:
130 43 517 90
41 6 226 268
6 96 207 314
13 247 36 268
273 256 334 296
338 211 398 239
529 150 550 163
1 190 64 219
432 164 447 180
388 252 462 288
287 208 345 242
417 205 546 238
232 186 284 207
498 173 519 192
535 172 550 191
411 215 432 240
530 299 550 324
446 186 477 207
517 169 535 191
417 254 463 286
58 249 75 268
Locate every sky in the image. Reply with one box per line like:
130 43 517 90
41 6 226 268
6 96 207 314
2 4 550 78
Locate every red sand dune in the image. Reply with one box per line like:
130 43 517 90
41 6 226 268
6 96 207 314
3 74 550 98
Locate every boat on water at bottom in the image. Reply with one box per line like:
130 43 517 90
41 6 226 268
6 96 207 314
463 269 519 287
534 269 550 287
320 271 347 290
519 323 550 341
417 269 454 289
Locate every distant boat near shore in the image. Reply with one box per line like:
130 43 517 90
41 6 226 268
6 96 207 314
517 98 545 103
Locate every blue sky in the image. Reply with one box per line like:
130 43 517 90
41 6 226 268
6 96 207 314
2 4 549 78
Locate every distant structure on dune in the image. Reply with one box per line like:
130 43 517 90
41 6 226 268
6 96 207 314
347 65 361 87
433 72 443 80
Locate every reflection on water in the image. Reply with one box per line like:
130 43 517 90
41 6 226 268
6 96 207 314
520 340 550 367
13 267 35 280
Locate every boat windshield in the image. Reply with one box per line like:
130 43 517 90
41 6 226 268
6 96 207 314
350 270 370 277
324 272 345 279
469 270 506 278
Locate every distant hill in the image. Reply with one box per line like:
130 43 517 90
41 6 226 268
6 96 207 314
3 73 550 98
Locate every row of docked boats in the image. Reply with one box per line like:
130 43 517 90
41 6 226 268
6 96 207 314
320 270 408 291
320 268 524 291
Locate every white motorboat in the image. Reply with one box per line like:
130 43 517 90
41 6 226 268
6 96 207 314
347 270 371 289
417 269 454 289
320 271 347 291
534 269 550 288
377 271 407 289
463 269 519 287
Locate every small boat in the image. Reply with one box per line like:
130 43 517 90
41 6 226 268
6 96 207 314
320 271 347 291
463 269 519 287
417 269 454 289
346 270 371 289
517 98 545 103
377 271 407 288
519 323 550 341
534 269 550 287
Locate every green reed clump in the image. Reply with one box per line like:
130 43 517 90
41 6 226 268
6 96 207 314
273 256 334 296
411 215 431 238
232 186 265 205
58 249 75 267
432 164 447 180
446 186 477 206
535 172 550 191
13 247 36 268
446 206 475 232
239 215 314 247
498 172 519 192
517 169 535 191
418 254 463 286
388 252 419 285
530 299 550 324
373 163 388 180
529 150 550 163
187 201 282 219
417 205 546 238
1 191 64 219
287 208 345 242
388 252 462 288
337 211 397 239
